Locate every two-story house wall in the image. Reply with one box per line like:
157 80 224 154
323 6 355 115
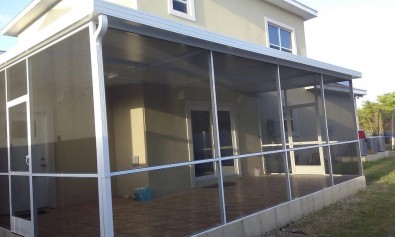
5 0 313 57
120 0 312 56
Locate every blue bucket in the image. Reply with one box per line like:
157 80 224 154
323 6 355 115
134 187 152 202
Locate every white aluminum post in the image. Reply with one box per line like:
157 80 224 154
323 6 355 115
26 58 37 237
348 80 364 176
275 65 292 201
89 15 114 237
5 68 12 235
319 74 334 186
283 91 295 173
209 51 227 223
313 82 325 174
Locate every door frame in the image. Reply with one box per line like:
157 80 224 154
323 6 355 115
7 95 35 237
284 103 326 175
186 102 240 188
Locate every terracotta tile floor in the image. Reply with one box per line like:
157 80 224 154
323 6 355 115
2 174 357 237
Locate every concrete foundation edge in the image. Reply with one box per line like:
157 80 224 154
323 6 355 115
193 176 366 237
362 151 395 162
0 227 12 237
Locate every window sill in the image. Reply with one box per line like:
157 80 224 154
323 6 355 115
169 10 196 21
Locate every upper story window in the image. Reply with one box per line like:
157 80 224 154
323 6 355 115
266 18 296 54
169 0 196 21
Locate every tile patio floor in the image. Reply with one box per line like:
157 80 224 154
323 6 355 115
2 174 357 237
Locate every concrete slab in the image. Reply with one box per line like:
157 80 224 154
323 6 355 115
243 213 263 237
322 188 333 207
0 228 11 237
312 190 325 212
330 183 342 203
300 193 315 216
223 220 244 237
274 202 292 227
203 226 224 237
259 208 277 232
289 199 303 221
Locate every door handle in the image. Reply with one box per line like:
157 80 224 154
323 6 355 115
25 155 30 166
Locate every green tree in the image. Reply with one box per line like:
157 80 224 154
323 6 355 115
358 92 395 135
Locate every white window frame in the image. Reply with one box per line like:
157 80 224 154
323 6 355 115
168 0 196 21
265 17 297 54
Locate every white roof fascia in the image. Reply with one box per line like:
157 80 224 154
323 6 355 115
305 85 367 96
94 0 361 79
265 0 317 20
2 0 62 36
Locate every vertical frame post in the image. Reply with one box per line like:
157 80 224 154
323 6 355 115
319 74 334 186
275 65 292 201
26 58 37 237
5 68 12 235
89 15 114 237
348 80 364 176
209 51 227 224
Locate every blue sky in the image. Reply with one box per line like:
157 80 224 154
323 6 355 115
301 0 395 106
1 0 394 106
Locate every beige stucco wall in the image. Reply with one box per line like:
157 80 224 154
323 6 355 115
129 0 307 56
14 0 307 56
107 85 149 198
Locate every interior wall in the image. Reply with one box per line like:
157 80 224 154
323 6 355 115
28 28 97 208
285 88 321 143
236 95 262 176
107 80 266 198
144 83 208 198
215 88 262 177
107 85 149 197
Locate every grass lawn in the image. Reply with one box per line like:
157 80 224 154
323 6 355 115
263 157 395 237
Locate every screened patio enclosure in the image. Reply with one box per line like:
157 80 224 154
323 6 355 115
0 6 362 237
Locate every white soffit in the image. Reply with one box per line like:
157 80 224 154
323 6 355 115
265 0 317 20
94 0 361 79
2 0 62 36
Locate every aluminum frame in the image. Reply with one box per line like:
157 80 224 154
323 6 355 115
275 64 292 201
348 80 364 176
0 10 364 236
2 23 104 237
320 74 334 186
208 51 227 223
5 60 35 237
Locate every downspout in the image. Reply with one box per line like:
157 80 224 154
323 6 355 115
90 14 114 237
95 15 108 44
